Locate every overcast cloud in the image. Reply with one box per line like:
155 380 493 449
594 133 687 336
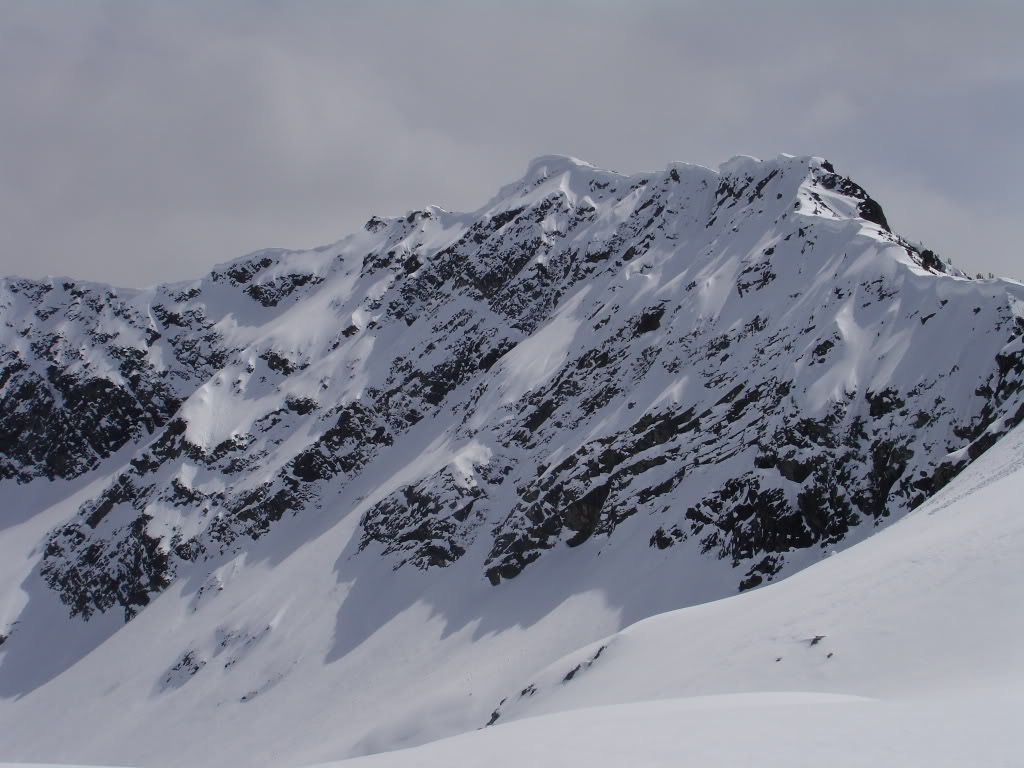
1 1 1021 286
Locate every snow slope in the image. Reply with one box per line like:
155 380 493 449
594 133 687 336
316 691 1020 768
2 364 1019 768
0 154 1022 767
320 421 1024 768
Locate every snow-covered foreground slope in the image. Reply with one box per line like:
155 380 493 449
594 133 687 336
321 422 1024 768
318 691 1021 768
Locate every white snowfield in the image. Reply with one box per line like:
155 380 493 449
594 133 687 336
312 421 1024 768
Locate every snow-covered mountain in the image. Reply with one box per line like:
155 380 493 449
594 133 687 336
0 153 1022 766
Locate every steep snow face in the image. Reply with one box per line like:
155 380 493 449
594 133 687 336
5 406 1021 768
0 155 1022 766
490 420 1024 726
399 421 1022 768
18 154 1023 618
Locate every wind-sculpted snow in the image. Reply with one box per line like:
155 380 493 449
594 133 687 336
3 154 1023 621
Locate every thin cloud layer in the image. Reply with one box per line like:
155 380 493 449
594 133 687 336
1 1 1021 286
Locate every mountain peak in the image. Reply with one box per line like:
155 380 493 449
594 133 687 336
524 153 598 179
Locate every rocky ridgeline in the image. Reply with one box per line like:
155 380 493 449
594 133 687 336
2 154 1022 621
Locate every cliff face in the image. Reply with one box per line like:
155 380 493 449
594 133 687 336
3 154 1023 624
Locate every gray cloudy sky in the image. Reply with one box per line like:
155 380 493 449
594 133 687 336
2 1 1022 287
